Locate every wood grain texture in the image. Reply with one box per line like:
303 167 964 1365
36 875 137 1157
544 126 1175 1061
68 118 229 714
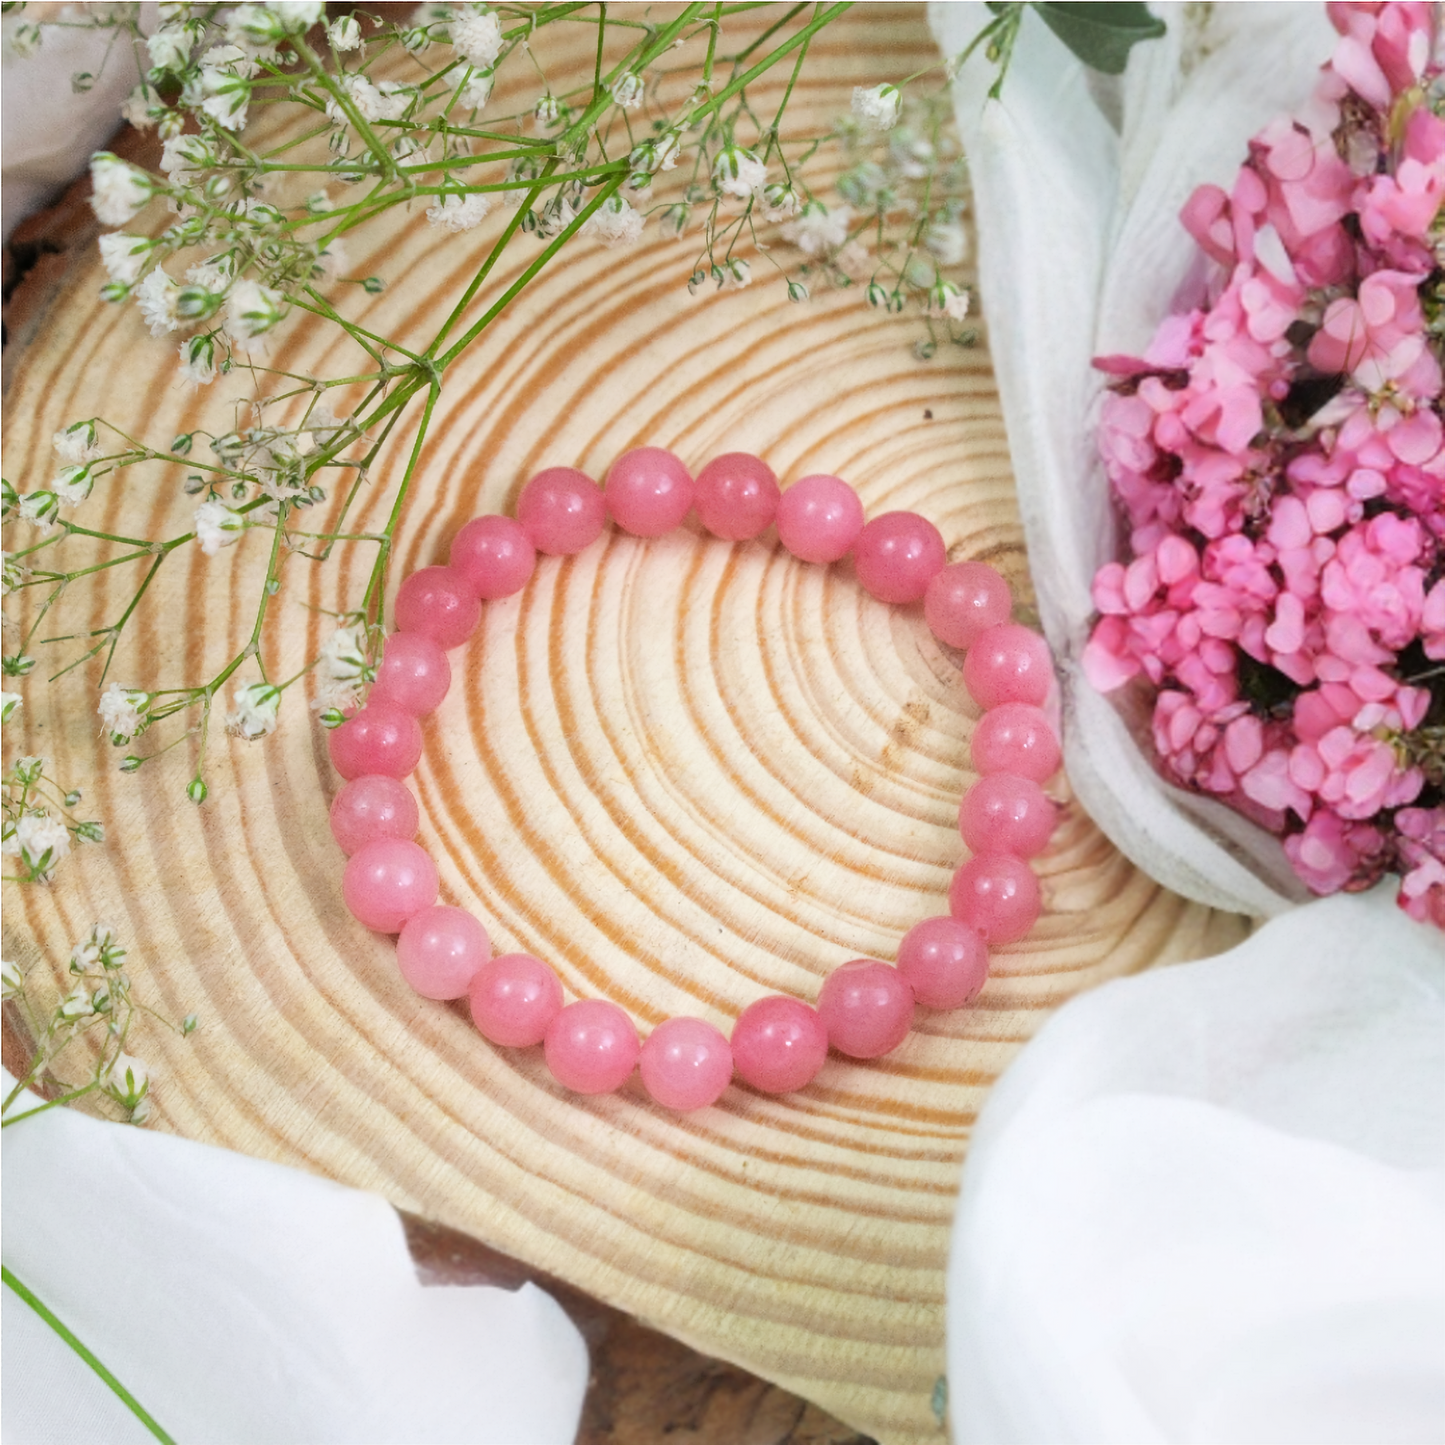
2 9 1251 1442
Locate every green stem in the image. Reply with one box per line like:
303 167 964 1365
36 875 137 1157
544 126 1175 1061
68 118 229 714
1 1265 177 1445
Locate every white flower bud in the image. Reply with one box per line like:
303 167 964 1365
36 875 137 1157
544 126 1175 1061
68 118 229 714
328 15 362 51
52 420 100 465
226 682 282 739
610 72 643 110
224 279 287 348
106 1052 150 1109
179 334 217 387
17 491 59 532
146 23 194 73
1 692 21 725
89 153 152 227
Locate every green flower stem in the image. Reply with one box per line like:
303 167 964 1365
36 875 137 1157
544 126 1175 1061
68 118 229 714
290 34 401 185
0 1266 177 1445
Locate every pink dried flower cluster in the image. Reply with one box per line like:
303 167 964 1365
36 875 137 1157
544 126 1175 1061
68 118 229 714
1084 2 1445 926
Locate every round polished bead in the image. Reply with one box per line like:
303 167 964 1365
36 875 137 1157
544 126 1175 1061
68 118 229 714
970 703 1062 783
640 1017 733 1112
730 995 829 1094
343 838 438 933
896 916 989 1009
949 854 1042 944
394 566 481 651
329 774 419 856
368 631 451 716
960 773 1057 859
816 959 915 1059
963 623 1054 709
774 475 865 564
693 453 780 541
605 447 694 537
397 904 490 1001
925 562 1012 649
328 701 424 781
449 515 536 600
544 999 640 1094
517 467 607 555
469 953 564 1048
853 512 947 604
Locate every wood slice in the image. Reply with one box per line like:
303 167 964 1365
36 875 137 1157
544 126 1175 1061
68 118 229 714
1 9 1251 1442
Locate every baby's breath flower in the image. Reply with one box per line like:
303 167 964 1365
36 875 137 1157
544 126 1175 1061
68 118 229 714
534 94 561 128
0 692 20 725
319 622 370 681
98 684 151 744
7 812 72 882
628 132 681 175
659 203 689 239
450 8 502 68
58 981 95 1020
328 14 362 51
1 959 22 1001
226 682 281 739
762 182 801 221
121 83 165 130
454 67 494 110
925 278 971 322
193 497 244 555
426 192 494 232
52 420 101 465
712 146 767 201
178 334 217 387
924 218 968 268
53 466 95 507
583 195 644 247
146 22 195 73
160 132 212 184
135 267 181 336
17 492 59 532
225 279 287 349
105 1052 150 1110
199 59 253 130
98 233 150 287
89 153 152 226
537 194 577 238
782 200 852 257
71 922 124 973
610 72 643 110
852 83 901 132
719 257 752 289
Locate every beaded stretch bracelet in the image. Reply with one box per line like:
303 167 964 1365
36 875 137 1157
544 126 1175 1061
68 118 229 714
325 448 1061 1111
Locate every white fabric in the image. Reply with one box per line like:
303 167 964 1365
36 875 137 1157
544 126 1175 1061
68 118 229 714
947 885 1445 1445
2 1072 589 1444
929 2 1342 917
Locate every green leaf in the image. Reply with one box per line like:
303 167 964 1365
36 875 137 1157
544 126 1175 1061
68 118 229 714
1029 2 1165 75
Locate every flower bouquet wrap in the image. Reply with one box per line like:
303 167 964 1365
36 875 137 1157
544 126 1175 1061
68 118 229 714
935 1 1445 924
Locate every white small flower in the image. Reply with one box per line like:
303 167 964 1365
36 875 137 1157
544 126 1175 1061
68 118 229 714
226 681 281 739
719 257 752 290
923 218 968 268
98 233 150 286
610 72 643 110
160 133 211 187
328 15 362 50
53 420 100 465
534 94 560 128
583 195 644 247
426 192 494 232
106 1052 150 1109
99 683 150 743
276 1 325 31
761 182 800 221
712 147 767 201
319 622 370 681
193 498 244 555
53 465 94 507
537 195 576 238
453 67 493 110
146 22 194 72
71 922 122 973
1 692 21 725
199 64 252 130
11 812 71 881
178 334 217 387
943 288 971 323
121 83 163 130
89 154 152 226
852 83 901 132
58 982 95 1019
628 132 680 175
450 8 502 68
312 676 361 714
1 959 22 1001
782 201 852 258
135 266 181 336
17 491 59 532
225 279 287 348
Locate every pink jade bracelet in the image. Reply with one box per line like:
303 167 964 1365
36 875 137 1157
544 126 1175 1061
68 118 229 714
325 448 1061 1112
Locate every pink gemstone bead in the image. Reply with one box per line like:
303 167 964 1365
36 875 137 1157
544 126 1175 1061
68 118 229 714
640 1017 733 1112
816 959 915 1059
469 953 564 1048
853 511 948 604
516 467 607 555
368 632 451 716
343 838 438 933
896 916 989 1009
328 701 424 781
925 562 1012 649
693 453 780 541
970 703 1062 783
544 998 640 1094
949 854 1042 944
329 774 419 855
730 995 829 1094
449 515 536 600
774 475 865 564
960 773 1057 859
397 904 490 1000
605 447 694 537
394 566 481 651
963 623 1054 709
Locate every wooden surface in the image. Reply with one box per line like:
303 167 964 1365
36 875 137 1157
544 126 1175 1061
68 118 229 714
1 9 1251 1442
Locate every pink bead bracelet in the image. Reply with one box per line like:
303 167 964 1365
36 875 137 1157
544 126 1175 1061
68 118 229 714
325 448 1060 1112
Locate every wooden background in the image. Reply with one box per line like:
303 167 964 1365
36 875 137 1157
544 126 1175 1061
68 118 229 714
2 8 1250 1442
